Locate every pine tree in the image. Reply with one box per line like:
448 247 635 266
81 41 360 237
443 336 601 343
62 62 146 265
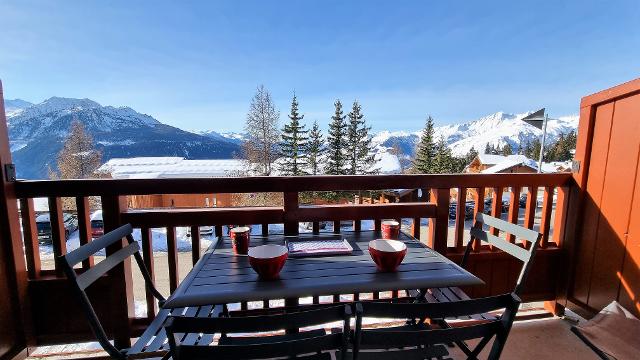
326 100 347 175
432 137 455 174
465 146 479 164
278 94 308 176
527 139 542 160
413 116 435 173
55 121 102 179
502 143 513 156
563 130 577 159
345 101 376 175
307 120 323 175
484 143 492 154
243 85 280 175
554 131 576 161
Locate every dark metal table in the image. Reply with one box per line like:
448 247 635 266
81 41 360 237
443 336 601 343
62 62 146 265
163 231 483 308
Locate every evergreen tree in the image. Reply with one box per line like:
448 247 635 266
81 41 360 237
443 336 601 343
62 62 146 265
307 120 323 175
465 146 479 164
555 131 576 161
413 116 436 173
527 138 542 160
278 94 308 176
484 143 492 154
326 100 347 175
432 137 455 174
345 101 376 175
502 143 513 156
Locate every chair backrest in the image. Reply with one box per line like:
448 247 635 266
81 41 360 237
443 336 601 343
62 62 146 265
165 304 352 360
355 293 521 360
60 224 164 359
463 213 542 295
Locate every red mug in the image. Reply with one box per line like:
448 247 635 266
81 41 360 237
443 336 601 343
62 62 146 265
381 220 400 240
230 226 251 255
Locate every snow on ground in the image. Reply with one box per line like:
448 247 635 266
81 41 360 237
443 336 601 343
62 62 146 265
38 221 378 259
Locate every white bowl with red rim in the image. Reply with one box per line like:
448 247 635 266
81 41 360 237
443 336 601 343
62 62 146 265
368 239 407 272
248 244 288 280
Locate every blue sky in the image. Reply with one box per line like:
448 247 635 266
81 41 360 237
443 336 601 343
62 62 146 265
1 1 639 132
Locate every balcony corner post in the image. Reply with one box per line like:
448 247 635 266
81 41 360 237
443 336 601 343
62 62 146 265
101 195 134 349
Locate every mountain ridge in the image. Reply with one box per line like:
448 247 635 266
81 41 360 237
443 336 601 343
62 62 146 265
5 97 241 179
4 97 578 178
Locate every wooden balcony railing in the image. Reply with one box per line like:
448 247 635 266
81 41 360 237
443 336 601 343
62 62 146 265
14 173 572 345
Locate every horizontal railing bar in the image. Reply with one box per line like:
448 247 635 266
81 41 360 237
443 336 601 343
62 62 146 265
14 173 572 197
288 203 437 222
122 207 284 228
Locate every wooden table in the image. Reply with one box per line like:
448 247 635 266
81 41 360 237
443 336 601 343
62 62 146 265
163 231 483 308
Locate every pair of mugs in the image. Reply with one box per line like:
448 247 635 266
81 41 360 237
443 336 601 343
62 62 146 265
231 220 401 255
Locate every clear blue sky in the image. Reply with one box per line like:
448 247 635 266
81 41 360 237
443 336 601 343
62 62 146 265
1 1 639 132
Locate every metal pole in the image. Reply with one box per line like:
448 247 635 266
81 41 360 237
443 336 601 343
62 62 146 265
537 114 548 173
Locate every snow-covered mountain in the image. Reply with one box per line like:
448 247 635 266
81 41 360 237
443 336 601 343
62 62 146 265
371 111 579 172
3 94 578 178
4 98 33 118
194 111 578 174
195 130 245 146
5 97 242 179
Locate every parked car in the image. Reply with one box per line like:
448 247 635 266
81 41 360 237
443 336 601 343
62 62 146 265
90 210 104 238
186 226 214 237
36 212 78 243
449 201 475 220
483 194 510 213
302 221 329 230
519 192 544 208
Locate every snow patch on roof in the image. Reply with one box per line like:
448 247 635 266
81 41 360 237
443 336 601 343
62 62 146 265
98 157 247 178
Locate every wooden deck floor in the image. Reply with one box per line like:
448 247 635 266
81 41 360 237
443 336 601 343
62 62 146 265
27 315 598 360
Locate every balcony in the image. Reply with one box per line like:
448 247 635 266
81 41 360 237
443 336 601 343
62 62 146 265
1 79 640 360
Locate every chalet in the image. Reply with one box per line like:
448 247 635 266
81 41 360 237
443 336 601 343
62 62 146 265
98 157 247 208
465 154 538 174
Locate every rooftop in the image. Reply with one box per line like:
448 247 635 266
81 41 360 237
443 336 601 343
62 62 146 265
98 157 247 179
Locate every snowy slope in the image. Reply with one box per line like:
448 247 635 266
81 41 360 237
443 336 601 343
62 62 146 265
195 130 245 145
4 98 33 119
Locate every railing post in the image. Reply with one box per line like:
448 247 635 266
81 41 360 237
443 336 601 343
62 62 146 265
19 198 41 279
283 192 299 236
506 187 521 243
472 188 485 251
428 188 450 254
453 187 467 252
101 195 134 349
76 196 94 269
539 186 554 248
48 197 67 276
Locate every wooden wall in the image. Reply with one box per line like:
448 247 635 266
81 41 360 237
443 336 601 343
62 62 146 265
128 193 234 209
568 78 640 317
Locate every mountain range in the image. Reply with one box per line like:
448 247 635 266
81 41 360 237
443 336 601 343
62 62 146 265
5 97 241 178
4 97 578 178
